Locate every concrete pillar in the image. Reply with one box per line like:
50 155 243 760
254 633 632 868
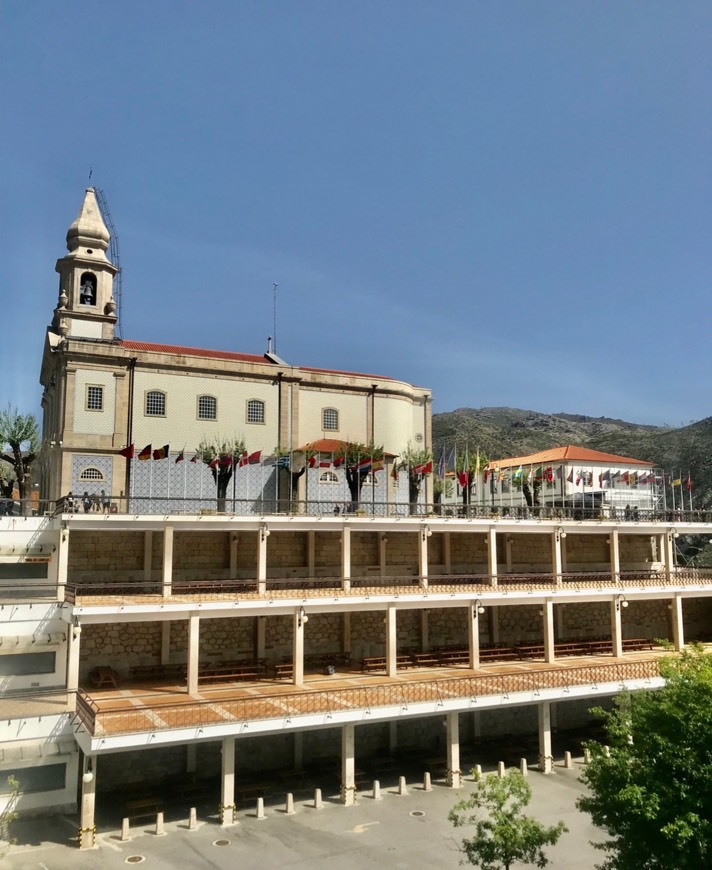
144 530 153 584
160 622 171 665
67 619 81 693
379 532 387 579
256 616 266 660
671 594 684 651
443 531 451 575
186 744 197 774
421 610 430 652
505 535 513 574
341 724 356 805
229 533 238 577
162 526 174 597
468 603 481 669
307 531 316 578
220 737 236 826
418 525 430 587
538 702 553 774
53 526 70 601
664 531 676 583
187 614 200 694
611 598 623 658
446 712 461 787
343 612 351 655
294 732 303 770
490 606 500 644
79 755 97 849
293 609 305 686
543 600 555 664
386 606 397 677
561 534 568 573
609 529 620 584
487 529 498 587
341 525 351 590
551 530 564 586
257 526 269 594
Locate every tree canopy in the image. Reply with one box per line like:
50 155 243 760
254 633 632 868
0 405 39 510
449 768 567 870
578 647 712 870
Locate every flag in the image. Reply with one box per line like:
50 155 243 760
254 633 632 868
237 451 249 467
218 453 233 467
190 452 200 463
275 455 291 469
248 451 262 464
545 467 554 483
514 465 523 480
622 471 629 484
555 466 563 479
437 446 445 479
567 468 574 483
152 445 169 460
686 473 692 492
138 444 152 461
119 444 135 459
308 454 317 468
671 477 682 487
333 455 345 468
391 460 400 481
319 454 332 468
483 469 490 484
534 466 543 480
414 460 432 476
445 446 456 473
357 457 372 473
208 455 219 469
371 457 384 473
630 471 638 485
175 449 185 464
458 447 469 489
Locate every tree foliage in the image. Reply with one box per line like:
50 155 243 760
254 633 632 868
196 436 246 507
342 441 383 509
401 443 432 513
449 769 567 869
0 405 39 510
578 647 712 870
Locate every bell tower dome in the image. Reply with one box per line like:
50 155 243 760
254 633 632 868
53 188 118 340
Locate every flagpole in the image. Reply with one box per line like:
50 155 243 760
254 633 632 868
671 471 676 512
182 453 187 512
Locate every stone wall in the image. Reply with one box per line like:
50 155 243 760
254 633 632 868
450 533 487 573
510 534 553 572
565 535 609 572
68 531 144 580
174 531 229 576
314 532 340 571
80 621 161 679
496 605 543 645
428 608 468 648
265 615 292 661
384 532 418 570
559 602 610 639
683 597 712 641
352 532 379 568
619 535 654 569
267 531 307 574
350 611 387 659
622 600 670 641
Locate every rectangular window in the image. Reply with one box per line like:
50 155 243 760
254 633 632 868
145 391 166 417
0 652 56 676
0 763 67 794
322 408 339 431
198 396 217 420
246 400 265 424
86 385 103 411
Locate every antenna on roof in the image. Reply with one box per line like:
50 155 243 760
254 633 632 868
94 188 123 339
88 166 93 181
273 283 278 353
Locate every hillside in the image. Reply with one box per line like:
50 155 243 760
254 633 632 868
432 407 712 508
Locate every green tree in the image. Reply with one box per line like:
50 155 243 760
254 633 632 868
196 436 246 511
342 441 383 510
0 405 39 514
0 774 19 848
449 769 567 870
578 647 712 870
401 444 433 515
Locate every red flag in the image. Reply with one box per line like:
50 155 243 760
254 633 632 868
458 470 468 488
218 453 233 467
421 460 432 475
333 455 345 468
308 455 317 468
138 444 152 461
152 445 169 460
175 449 185 464
248 451 262 464
190 452 200 463
208 455 219 469
319 454 332 468
119 444 135 459
686 474 692 492
238 450 249 467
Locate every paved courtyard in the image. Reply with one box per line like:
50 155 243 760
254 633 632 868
4 762 607 869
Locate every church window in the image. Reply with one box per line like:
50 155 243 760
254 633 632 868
322 408 339 431
198 395 217 420
79 467 104 481
246 399 265 424
79 272 97 306
145 390 166 417
85 385 104 411
319 470 339 484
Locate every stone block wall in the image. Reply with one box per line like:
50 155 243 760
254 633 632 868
559 602 610 639
80 621 161 679
235 531 258 573
304 613 343 654
352 532 379 568
350 611 387 659
384 532 418 569
68 531 144 580
683 597 712 641
622 600 670 641
314 532 340 570
619 535 654 569
396 610 421 649
429 607 468 648
510 534 553 572
496 605 543 645
565 534 609 571
450 533 487 573
174 532 229 574
267 531 307 573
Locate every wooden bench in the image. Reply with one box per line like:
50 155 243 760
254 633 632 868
438 649 470 665
362 657 386 672
129 663 186 683
125 797 162 823
199 660 267 683
479 647 518 662
273 662 294 678
411 652 441 667
90 666 119 689
622 637 655 651
516 645 545 659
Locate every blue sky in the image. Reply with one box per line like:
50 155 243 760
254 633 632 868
2 2 710 427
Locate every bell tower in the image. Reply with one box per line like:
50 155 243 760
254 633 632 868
52 188 118 341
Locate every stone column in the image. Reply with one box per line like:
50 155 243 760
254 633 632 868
609 529 620 584
418 525 430 588
611 598 623 658
160 622 170 665
257 526 269 594
307 531 316 578
543 600 555 664
421 610 430 651
670 594 685 651
162 526 174 598
664 531 676 583
187 614 200 694
341 526 351 591
379 533 387 579
537 702 553 774
220 737 236 826
446 712 462 787
293 609 305 686
53 526 70 601
468 603 481 669
443 531 451 575
487 530 498 587
229 533 239 577
386 606 397 677
79 754 97 849
551 530 564 586
341 724 356 805
144 530 153 584
256 616 266 660
67 619 81 693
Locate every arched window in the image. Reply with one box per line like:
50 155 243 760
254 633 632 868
198 395 217 420
145 390 166 417
246 399 265 424
322 408 339 431
79 272 97 306
319 470 339 484
79 467 104 481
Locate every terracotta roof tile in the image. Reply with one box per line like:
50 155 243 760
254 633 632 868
486 445 653 469
119 340 271 365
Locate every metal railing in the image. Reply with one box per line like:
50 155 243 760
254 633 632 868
75 657 663 737
63 568 712 606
